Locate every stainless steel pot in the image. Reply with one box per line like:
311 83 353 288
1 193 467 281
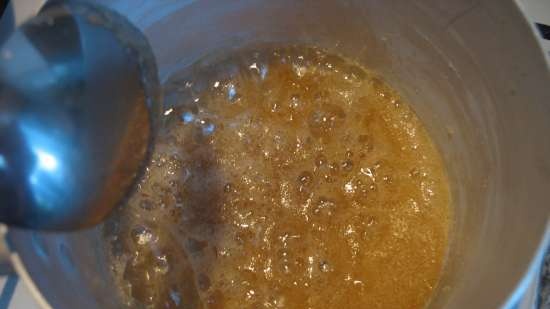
2 0 550 308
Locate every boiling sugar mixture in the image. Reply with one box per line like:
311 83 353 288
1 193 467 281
103 46 451 309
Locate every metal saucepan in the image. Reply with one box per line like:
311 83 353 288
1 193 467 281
2 0 550 308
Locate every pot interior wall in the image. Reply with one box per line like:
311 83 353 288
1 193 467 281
8 1 550 309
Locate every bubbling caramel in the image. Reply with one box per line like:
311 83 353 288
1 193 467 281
103 46 451 309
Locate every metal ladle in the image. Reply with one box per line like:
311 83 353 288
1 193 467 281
0 1 161 230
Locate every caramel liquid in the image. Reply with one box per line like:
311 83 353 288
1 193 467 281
103 47 451 309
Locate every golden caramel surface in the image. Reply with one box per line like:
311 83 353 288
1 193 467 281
103 47 450 309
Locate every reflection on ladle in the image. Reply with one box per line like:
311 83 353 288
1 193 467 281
0 1 161 230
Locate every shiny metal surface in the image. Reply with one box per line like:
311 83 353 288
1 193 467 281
2 0 550 309
0 1 160 230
